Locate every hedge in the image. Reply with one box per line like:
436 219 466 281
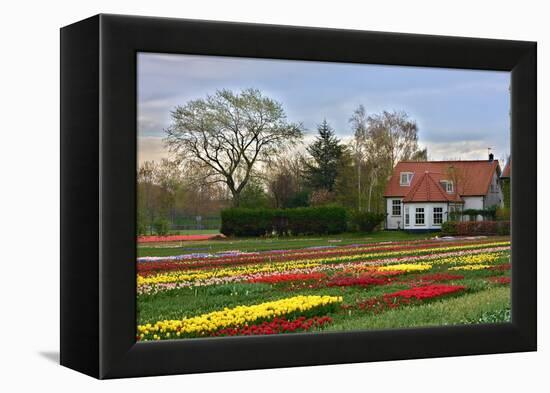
441 220 510 236
221 207 347 237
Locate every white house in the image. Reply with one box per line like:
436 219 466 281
383 156 503 231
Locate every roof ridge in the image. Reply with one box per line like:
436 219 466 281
404 172 426 200
426 173 449 201
398 160 497 163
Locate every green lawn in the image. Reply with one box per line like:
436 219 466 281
137 230 433 257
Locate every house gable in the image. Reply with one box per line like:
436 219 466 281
384 160 501 201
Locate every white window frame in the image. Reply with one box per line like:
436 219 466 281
392 199 402 216
405 206 410 225
433 207 443 225
400 172 413 186
415 207 425 225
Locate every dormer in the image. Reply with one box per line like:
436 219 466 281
400 172 414 186
439 180 454 193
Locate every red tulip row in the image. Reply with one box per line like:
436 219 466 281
487 276 511 285
248 272 327 284
386 284 466 300
211 316 333 337
345 284 466 314
488 264 511 271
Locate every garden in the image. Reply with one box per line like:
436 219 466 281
136 233 511 341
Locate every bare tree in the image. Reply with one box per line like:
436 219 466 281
349 105 368 211
367 110 422 169
165 88 304 206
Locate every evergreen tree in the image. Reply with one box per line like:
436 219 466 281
305 120 344 191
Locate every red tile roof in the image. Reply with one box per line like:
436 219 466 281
384 160 500 201
402 172 463 203
501 160 511 178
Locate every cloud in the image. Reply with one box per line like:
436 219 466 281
137 136 171 164
420 140 507 162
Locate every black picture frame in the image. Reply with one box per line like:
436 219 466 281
60 14 536 379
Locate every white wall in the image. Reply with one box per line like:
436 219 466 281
486 171 504 207
463 196 484 210
386 198 403 229
462 196 484 221
403 203 449 230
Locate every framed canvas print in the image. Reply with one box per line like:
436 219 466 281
60 14 536 379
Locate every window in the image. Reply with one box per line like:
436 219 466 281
405 206 410 225
433 207 443 225
441 180 453 193
415 207 425 225
392 200 401 216
400 172 413 186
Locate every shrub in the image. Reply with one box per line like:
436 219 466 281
349 211 385 233
441 221 457 235
291 206 347 235
153 217 170 236
220 208 275 237
496 221 510 235
220 206 347 237
441 220 509 236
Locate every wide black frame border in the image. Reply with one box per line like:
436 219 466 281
60 14 536 379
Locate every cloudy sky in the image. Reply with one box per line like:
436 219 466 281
137 52 510 165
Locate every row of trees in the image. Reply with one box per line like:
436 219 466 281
138 88 428 233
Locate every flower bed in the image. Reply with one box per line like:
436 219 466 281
137 246 509 294
137 295 342 340
137 241 510 273
212 316 332 336
138 234 224 243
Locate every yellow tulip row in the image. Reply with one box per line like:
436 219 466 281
137 295 343 340
432 252 502 265
378 263 432 272
449 264 492 271
137 260 321 286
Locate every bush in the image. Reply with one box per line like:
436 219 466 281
220 208 275 237
441 221 457 235
220 206 347 237
153 217 170 236
349 211 385 233
441 220 509 236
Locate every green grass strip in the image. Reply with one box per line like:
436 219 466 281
325 286 510 331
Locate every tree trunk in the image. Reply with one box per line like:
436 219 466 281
231 189 241 207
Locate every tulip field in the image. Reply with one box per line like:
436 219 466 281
136 234 511 341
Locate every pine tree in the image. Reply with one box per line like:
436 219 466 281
305 120 344 192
